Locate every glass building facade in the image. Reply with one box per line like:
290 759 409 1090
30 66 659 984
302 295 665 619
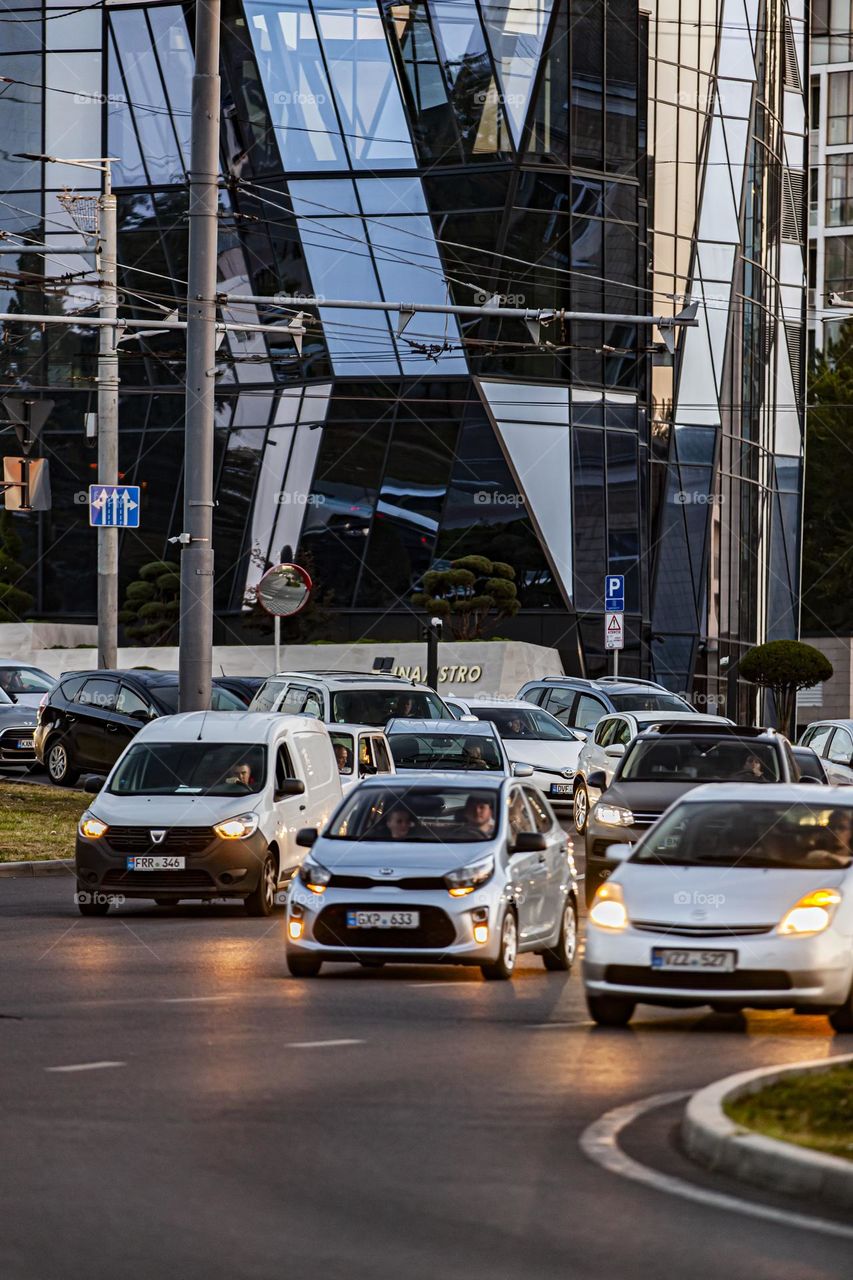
0 1 804 706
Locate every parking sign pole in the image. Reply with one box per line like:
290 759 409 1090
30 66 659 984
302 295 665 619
97 162 118 670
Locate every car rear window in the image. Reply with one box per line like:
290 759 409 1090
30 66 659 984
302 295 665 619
621 738 781 782
609 693 693 712
331 689 446 726
389 730 504 771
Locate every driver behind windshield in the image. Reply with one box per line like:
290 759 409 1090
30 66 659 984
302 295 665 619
225 761 255 787
460 793 496 838
731 750 770 782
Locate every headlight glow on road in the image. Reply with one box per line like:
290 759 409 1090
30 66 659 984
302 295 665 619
778 888 841 936
589 882 628 930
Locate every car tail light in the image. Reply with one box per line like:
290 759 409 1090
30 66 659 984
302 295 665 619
36 692 48 724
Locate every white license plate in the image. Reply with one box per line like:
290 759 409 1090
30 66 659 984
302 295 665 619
651 948 736 972
346 910 419 929
126 856 186 871
550 783 572 796
17 739 33 750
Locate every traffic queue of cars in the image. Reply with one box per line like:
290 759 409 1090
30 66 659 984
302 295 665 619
2 658 850 1033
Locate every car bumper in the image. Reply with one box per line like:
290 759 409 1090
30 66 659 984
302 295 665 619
0 726 37 763
583 924 853 1010
75 831 270 899
285 887 506 966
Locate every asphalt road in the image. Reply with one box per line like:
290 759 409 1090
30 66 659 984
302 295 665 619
0 846 850 1280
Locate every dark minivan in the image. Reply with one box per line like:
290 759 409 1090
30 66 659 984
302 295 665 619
34 670 245 785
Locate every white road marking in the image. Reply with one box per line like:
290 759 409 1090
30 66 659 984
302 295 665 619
288 1038 364 1049
580 1090 853 1240
46 1061 126 1074
161 995 232 1004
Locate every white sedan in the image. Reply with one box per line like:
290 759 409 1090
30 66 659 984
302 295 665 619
583 783 853 1031
445 697 585 808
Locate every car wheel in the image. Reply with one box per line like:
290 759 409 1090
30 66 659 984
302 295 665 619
573 783 589 834
287 954 323 977
76 886 110 917
829 983 853 1033
46 737 80 787
586 993 635 1026
542 897 578 972
481 910 518 981
244 850 278 918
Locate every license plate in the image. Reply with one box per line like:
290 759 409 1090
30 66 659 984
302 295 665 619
126 856 185 871
550 783 572 796
346 910 419 929
17 739 33 750
651 948 736 972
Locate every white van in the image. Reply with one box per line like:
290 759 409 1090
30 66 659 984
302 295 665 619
75 712 342 917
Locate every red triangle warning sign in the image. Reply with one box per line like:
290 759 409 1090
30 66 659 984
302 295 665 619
607 615 622 631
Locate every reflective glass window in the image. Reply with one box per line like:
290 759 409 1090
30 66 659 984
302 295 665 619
148 6 194 168
571 0 604 167
430 0 512 157
109 10 184 184
481 0 554 145
572 429 605 609
827 156 853 227
606 432 639 611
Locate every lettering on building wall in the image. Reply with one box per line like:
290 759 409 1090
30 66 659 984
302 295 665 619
393 664 483 684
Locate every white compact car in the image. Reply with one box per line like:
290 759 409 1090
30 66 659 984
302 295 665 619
75 712 343 917
443 697 585 808
328 723 396 793
583 783 853 1031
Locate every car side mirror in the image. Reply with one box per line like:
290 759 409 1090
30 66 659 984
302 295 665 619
296 827 318 847
510 830 548 854
275 778 305 799
83 775 101 794
573 730 588 743
587 770 608 790
6 691 16 703
511 762 534 777
130 708 153 723
604 744 626 759
606 842 633 864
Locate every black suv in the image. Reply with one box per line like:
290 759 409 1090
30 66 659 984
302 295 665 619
583 724 798 904
34 670 245 785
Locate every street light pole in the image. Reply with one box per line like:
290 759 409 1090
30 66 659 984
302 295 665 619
179 0 221 712
97 162 118 670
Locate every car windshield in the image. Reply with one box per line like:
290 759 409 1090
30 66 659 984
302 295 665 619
472 706 576 741
620 737 781 782
331 689 446 726
149 683 246 712
0 667 53 694
389 730 504 771
633 801 853 870
109 743 266 795
327 785 501 842
330 732 355 775
609 692 693 712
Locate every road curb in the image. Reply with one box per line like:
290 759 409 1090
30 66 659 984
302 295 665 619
682 1054 853 1210
0 858 73 878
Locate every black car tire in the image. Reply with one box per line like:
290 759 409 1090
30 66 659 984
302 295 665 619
542 898 578 972
287 954 323 977
45 736 80 787
77 887 110 917
481 910 518 981
829 982 853 1033
244 850 278 918
586 993 635 1027
573 782 589 834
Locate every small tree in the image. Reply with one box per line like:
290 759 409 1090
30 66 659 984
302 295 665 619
118 559 180 645
0 510 33 622
739 640 833 737
412 554 520 640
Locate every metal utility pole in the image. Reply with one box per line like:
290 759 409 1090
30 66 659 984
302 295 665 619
179 0 221 712
97 164 118 670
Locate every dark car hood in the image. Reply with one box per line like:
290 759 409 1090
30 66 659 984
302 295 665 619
601 779 701 813
0 705 37 728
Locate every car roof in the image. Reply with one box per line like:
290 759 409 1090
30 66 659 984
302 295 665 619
385 718 497 735
621 711 730 724
0 659 50 669
805 719 853 730
327 722 387 735
462 698 542 710
270 670 435 689
133 711 327 744
525 676 673 695
635 724 780 740
56 670 236 687
356 770 505 790
681 782 853 802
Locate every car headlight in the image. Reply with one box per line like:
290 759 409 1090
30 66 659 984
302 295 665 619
594 803 634 827
78 813 107 839
778 888 842 936
213 812 259 840
444 854 495 897
298 859 332 894
589 882 628 930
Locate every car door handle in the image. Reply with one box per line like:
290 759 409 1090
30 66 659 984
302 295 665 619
537 854 547 865
106 723 119 733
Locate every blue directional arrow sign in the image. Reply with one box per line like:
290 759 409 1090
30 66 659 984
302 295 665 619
604 573 624 612
89 484 141 528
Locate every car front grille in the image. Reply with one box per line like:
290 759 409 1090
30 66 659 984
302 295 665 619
101 869 216 890
604 965 791 991
314 903 456 950
103 826 214 856
0 727 36 758
327 873 447 891
630 810 663 828
632 921 774 937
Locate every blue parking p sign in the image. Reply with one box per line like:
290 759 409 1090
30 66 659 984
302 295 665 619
605 574 624 612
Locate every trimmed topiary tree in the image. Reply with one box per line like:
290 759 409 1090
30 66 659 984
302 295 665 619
0 510 33 622
118 559 180 645
412 554 520 640
739 640 833 737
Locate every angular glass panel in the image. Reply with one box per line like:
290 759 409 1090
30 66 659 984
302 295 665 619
313 0 416 168
385 2 462 165
481 0 554 145
570 0 603 168
148 6 194 169
606 431 639 611
108 37 146 187
0 53 41 194
430 1 512 157
673 426 716 466
572 428 605 609
525 0 568 162
109 11 184 184
356 177 427 214
244 0 347 169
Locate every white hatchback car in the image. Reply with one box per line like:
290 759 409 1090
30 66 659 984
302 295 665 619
328 723 395 793
583 783 853 1031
